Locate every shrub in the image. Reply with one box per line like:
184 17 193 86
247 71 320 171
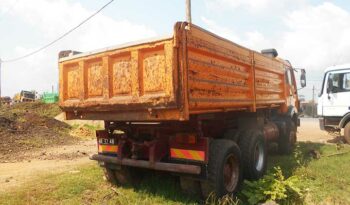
241 167 304 205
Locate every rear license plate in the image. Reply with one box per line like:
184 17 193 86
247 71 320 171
98 138 118 154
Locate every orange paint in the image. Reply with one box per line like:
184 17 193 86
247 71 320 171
98 145 118 153
59 22 298 121
170 148 205 161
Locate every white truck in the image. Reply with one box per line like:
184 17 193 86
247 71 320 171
318 64 350 143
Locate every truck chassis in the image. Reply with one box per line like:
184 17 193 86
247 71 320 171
91 111 297 197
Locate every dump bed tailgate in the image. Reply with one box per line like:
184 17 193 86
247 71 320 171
59 34 184 121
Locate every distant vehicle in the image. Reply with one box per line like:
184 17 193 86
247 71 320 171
318 64 350 143
0 96 12 105
13 90 36 103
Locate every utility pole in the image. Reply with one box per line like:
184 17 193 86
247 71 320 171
312 85 315 118
186 0 192 25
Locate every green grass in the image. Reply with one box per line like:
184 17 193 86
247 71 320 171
295 144 350 204
1 142 350 205
0 102 62 119
268 142 350 204
0 165 197 205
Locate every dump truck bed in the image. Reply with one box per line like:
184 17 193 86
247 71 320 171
59 22 288 121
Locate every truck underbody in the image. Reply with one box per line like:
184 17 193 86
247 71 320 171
90 110 297 197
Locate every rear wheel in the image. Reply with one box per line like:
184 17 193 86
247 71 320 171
239 130 267 180
200 139 242 198
278 119 297 155
344 122 350 144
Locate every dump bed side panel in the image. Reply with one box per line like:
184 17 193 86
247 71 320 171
185 25 286 113
59 38 183 121
253 53 286 106
186 26 255 112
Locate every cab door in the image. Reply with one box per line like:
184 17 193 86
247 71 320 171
322 71 350 117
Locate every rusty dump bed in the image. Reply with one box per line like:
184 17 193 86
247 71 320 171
59 22 290 121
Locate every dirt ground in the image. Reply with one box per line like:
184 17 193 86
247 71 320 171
0 102 79 162
0 139 96 193
0 102 98 192
298 118 345 143
0 116 344 194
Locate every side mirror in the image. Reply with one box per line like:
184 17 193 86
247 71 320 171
327 77 333 94
300 69 306 88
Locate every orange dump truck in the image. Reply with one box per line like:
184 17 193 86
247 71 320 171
59 22 306 197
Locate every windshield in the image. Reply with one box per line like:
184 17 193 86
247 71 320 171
328 72 350 93
320 69 350 96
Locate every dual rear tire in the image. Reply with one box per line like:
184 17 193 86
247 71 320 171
198 132 268 198
201 139 242 198
239 130 267 180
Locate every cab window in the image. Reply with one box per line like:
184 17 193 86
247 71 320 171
343 73 350 90
328 72 350 93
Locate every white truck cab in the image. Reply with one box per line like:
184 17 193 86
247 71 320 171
318 64 350 143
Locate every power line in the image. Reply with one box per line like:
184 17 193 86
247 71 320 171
0 0 114 63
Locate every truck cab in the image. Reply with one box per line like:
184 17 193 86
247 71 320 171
318 64 350 143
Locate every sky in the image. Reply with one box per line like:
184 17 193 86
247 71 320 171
1 0 350 101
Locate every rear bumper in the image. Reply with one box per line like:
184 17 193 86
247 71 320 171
90 154 201 175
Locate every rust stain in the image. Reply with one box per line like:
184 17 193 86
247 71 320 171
141 48 166 94
86 60 103 97
66 64 81 99
111 57 132 96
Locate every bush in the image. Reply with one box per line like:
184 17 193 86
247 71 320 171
241 167 304 205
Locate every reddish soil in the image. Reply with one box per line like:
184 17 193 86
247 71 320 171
0 102 79 162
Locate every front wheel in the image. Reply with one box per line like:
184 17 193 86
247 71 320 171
200 139 242 198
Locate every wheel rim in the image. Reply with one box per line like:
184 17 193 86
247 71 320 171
223 154 239 192
254 140 265 172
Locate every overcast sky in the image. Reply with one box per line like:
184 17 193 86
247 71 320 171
1 0 350 100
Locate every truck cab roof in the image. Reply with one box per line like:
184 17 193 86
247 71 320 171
324 64 350 73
